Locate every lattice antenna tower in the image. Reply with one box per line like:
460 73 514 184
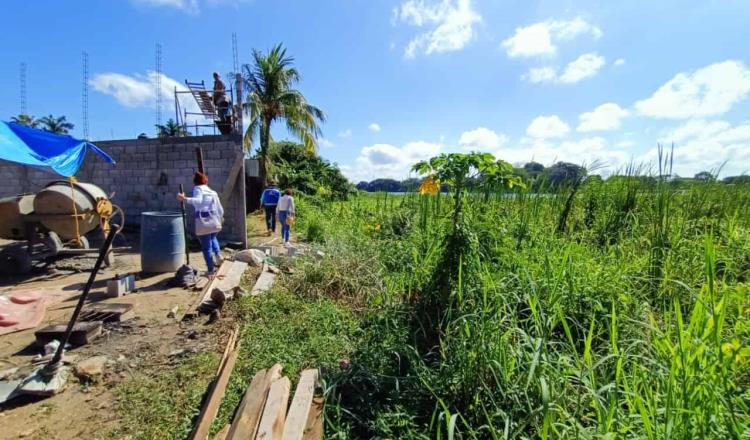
155 43 163 132
82 52 90 140
19 62 27 115
232 32 239 75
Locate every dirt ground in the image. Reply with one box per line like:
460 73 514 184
0 238 238 439
0 213 288 439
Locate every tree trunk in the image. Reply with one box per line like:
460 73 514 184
259 117 271 187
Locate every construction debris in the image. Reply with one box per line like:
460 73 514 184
106 274 135 298
235 248 266 266
35 321 102 347
74 355 108 381
79 303 135 323
251 264 276 296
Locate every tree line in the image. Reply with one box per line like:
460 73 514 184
357 161 750 192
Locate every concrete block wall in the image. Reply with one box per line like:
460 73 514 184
0 135 247 246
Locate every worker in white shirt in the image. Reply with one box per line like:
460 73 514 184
177 172 225 274
276 189 295 246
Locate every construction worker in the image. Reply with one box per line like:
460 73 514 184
212 72 230 122
260 181 281 236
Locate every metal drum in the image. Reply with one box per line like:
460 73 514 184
33 181 108 240
140 212 185 273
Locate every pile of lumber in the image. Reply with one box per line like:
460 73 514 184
188 327 323 440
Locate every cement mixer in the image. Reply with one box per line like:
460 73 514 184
0 180 124 275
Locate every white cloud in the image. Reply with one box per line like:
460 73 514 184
617 140 636 148
458 127 508 151
639 119 750 176
342 140 443 182
393 0 481 58
497 137 629 169
338 129 352 138
131 0 199 12
526 115 570 139
523 52 605 84
635 60 750 119
559 52 606 83
523 67 558 84
319 138 335 148
90 71 203 124
577 103 629 132
614 58 626 66
501 17 601 58
368 123 381 132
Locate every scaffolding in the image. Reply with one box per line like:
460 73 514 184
174 78 241 136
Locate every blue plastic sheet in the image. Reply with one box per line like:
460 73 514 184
0 122 115 177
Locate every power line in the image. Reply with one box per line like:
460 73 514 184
19 62 27 115
82 52 89 140
155 43 163 132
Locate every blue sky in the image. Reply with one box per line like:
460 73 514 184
2 0 750 181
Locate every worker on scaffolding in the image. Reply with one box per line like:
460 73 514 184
212 72 230 124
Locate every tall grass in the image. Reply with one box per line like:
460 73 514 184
290 167 750 439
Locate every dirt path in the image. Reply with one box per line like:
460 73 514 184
0 238 240 439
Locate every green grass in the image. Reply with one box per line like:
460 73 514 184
289 179 750 439
109 352 220 440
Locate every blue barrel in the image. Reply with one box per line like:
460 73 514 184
140 212 186 273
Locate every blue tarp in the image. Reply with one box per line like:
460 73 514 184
0 122 115 177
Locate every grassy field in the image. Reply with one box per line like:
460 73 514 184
289 170 750 439
112 165 750 439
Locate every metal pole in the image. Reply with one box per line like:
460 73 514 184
47 227 118 369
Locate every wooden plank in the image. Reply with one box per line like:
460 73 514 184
226 364 282 440
255 377 291 440
214 261 248 298
221 152 246 205
282 369 319 440
302 396 324 440
214 425 231 440
188 327 240 440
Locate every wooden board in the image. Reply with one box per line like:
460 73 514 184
188 327 240 440
227 364 283 440
221 152 246 205
256 377 291 440
214 261 248 297
34 321 102 347
302 397 324 440
282 369 319 440
214 425 231 440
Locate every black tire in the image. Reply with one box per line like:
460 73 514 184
0 245 33 275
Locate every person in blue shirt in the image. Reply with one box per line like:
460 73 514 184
260 181 281 236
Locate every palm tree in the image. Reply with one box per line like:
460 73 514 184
155 118 189 138
242 43 325 185
39 115 74 135
10 114 39 128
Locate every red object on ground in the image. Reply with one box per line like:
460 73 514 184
0 289 77 336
